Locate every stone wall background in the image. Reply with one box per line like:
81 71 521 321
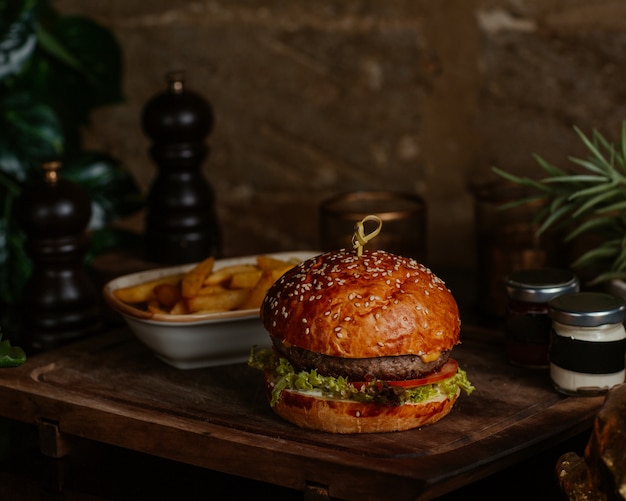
57 0 626 271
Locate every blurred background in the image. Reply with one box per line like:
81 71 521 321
55 0 626 269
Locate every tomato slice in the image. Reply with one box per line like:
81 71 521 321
387 359 459 388
352 359 459 390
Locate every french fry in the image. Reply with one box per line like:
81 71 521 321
239 271 276 310
112 254 304 316
203 264 258 286
229 269 263 289
256 255 295 272
153 283 181 309
182 256 215 298
186 289 250 313
196 284 228 296
170 299 189 315
147 299 167 314
270 265 294 281
113 273 183 304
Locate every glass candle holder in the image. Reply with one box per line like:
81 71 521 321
319 191 427 262
472 180 565 319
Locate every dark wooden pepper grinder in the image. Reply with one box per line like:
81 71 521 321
142 71 221 264
17 161 102 353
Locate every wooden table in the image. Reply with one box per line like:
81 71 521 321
0 325 604 500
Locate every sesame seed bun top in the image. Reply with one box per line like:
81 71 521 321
261 249 461 359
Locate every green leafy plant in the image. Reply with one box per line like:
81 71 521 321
0 329 26 368
0 1 144 334
493 122 626 284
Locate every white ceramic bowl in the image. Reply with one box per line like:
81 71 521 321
103 251 319 369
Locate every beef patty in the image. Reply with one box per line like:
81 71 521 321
271 338 450 381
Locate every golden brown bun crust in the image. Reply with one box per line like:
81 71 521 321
261 249 460 358
270 380 460 434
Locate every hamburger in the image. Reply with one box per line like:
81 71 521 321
248 248 474 434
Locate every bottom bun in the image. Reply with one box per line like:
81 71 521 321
267 378 460 434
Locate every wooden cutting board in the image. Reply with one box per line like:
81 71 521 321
0 325 604 500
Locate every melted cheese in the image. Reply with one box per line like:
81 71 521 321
420 351 441 363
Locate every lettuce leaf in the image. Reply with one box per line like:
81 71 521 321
0 338 26 368
249 347 474 407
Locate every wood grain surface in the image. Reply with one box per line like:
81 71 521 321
0 326 604 500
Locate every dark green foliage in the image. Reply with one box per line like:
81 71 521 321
0 1 144 334
494 123 626 284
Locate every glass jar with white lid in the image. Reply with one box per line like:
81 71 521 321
549 292 626 396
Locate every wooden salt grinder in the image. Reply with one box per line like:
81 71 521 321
17 161 102 353
142 71 221 264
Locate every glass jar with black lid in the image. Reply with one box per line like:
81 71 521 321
504 268 579 368
549 292 626 396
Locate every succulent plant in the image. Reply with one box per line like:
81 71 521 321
493 122 626 284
